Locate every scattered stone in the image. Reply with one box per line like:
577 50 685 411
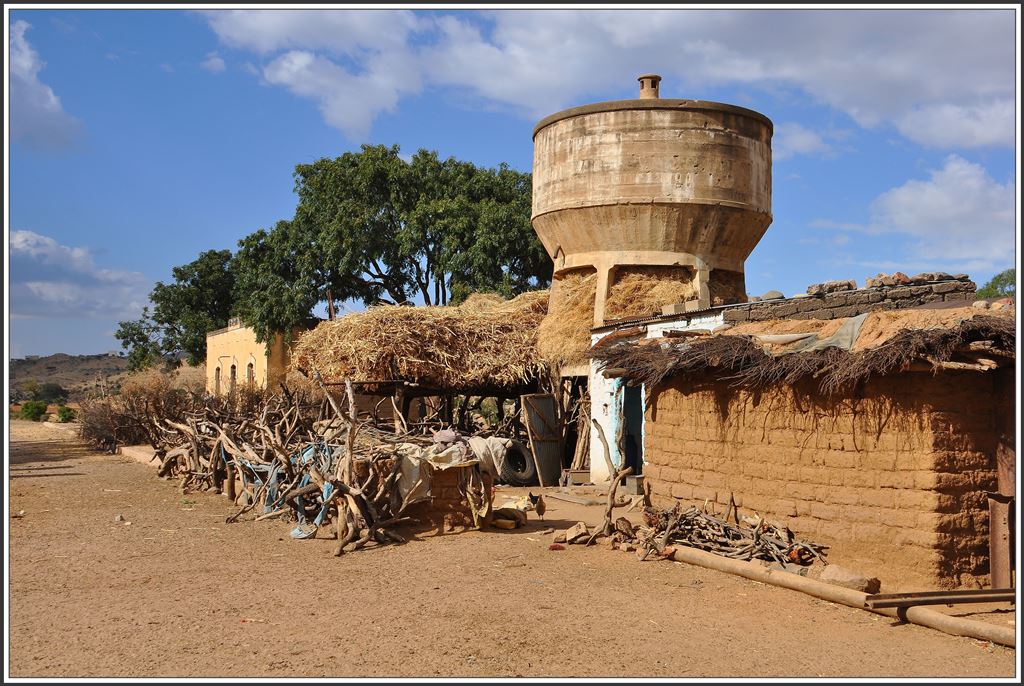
563 521 590 544
552 532 567 544
953 273 971 282
820 564 881 594
761 290 784 300
114 513 126 522
973 300 991 309
548 543 566 551
539 527 554 535
748 296 762 302
12 510 26 519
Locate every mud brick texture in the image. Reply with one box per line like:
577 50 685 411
642 367 1011 591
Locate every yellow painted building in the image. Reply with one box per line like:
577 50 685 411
205 318 292 394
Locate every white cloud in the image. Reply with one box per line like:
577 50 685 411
201 9 422 55
202 9 1015 149
815 156 1015 274
260 44 422 140
204 10 425 139
201 51 226 73
9 20 81 150
160 62 175 73
9 230 150 319
773 122 833 161
896 100 1015 149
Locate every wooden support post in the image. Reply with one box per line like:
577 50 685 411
225 464 236 502
392 387 407 435
990 369 1016 588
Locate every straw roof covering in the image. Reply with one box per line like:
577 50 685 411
537 270 597 370
604 266 698 320
592 306 1015 395
537 267 708 371
290 291 549 394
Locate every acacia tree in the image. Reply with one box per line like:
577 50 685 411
234 144 550 342
976 268 1016 299
116 249 235 369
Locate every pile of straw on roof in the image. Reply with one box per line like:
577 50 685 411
537 267 710 371
604 266 700 320
537 270 597 370
291 291 549 393
593 308 1015 395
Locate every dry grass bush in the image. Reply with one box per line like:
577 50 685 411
80 368 205 451
291 290 549 393
604 266 698 320
537 270 597 370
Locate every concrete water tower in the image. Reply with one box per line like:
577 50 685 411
532 74 773 324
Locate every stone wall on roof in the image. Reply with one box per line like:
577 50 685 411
723 277 976 324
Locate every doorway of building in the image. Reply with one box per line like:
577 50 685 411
622 383 644 474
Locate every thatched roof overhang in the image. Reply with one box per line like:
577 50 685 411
591 312 1016 395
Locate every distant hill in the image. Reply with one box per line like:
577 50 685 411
9 353 132 400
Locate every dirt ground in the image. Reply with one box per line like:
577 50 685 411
6 420 1017 678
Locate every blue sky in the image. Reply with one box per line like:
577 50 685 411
6 7 1020 357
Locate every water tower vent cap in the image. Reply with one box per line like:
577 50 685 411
638 73 662 99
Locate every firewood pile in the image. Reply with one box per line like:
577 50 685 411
554 467 826 566
613 501 829 565
97 373 492 556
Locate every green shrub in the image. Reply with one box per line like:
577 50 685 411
19 400 48 422
56 405 77 423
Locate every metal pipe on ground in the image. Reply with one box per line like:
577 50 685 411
670 545 1015 648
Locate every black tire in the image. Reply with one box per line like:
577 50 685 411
498 441 537 487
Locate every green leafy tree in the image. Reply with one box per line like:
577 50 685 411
115 307 168 371
116 250 236 368
234 144 550 344
19 400 48 421
56 405 76 423
232 220 320 347
976 268 1016 299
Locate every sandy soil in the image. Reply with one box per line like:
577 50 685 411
7 420 1016 678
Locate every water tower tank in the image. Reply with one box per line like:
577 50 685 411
532 74 773 324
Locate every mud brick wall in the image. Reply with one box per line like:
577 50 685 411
723 278 976 323
643 369 1009 590
405 466 491 534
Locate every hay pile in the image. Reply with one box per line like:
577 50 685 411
604 266 698 320
593 310 1015 394
290 291 549 393
537 270 597 370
